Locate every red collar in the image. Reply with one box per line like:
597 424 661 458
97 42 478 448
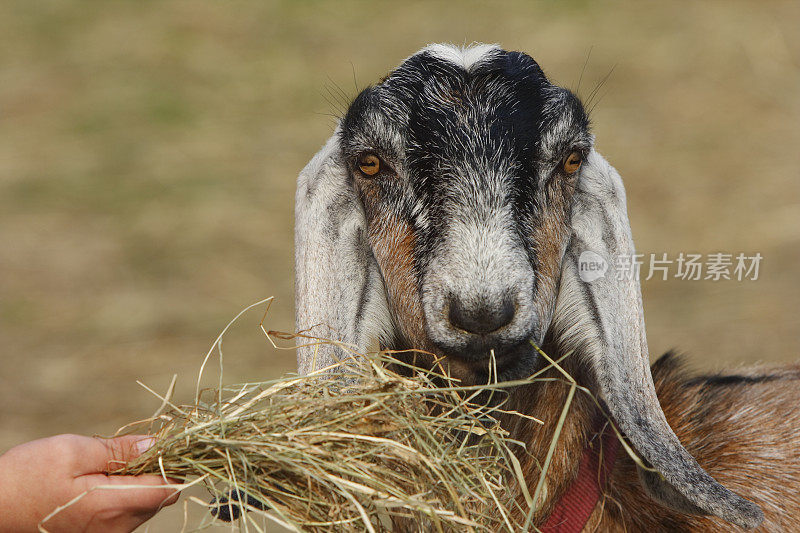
539 422 621 532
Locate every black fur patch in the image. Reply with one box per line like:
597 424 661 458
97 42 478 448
688 373 782 388
654 351 787 389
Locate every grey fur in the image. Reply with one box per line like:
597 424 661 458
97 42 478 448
294 129 393 374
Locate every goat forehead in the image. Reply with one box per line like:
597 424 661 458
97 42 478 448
380 48 547 150
375 49 547 200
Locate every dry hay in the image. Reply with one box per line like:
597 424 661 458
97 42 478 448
108 298 612 532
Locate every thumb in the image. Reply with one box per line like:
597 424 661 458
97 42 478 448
84 435 156 474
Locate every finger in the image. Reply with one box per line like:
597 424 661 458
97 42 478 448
79 435 156 474
78 473 180 512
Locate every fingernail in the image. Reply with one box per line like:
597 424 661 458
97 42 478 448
135 437 156 455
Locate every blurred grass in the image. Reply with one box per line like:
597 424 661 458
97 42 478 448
0 0 799 530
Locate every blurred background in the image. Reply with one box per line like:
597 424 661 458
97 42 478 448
1 0 798 530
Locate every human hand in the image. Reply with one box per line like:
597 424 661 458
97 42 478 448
0 434 178 533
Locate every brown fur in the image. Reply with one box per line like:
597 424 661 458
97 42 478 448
530 181 572 323
508 352 800 532
498 348 599 525
366 212 428 348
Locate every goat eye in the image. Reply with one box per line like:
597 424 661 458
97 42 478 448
563 151 583 174
358 154 381 176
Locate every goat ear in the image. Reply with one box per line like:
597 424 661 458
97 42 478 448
551 150 763 529
294 127 391 374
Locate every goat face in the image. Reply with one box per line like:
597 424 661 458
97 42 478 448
338 45 590 380
294 44 763 529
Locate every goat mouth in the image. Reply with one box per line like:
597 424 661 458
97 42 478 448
450 341 539 382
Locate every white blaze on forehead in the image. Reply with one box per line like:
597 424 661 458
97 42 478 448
420 43 501 71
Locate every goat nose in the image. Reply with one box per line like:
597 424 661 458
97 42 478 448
448 296 515 335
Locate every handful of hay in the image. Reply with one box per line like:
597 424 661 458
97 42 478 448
122 349 535 532
101 298 569 532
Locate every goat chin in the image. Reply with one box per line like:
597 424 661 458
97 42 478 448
503 350 800 532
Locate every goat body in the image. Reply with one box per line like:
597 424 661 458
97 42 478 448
512 352 800 531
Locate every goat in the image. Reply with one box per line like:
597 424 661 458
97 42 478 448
293 43 800 531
